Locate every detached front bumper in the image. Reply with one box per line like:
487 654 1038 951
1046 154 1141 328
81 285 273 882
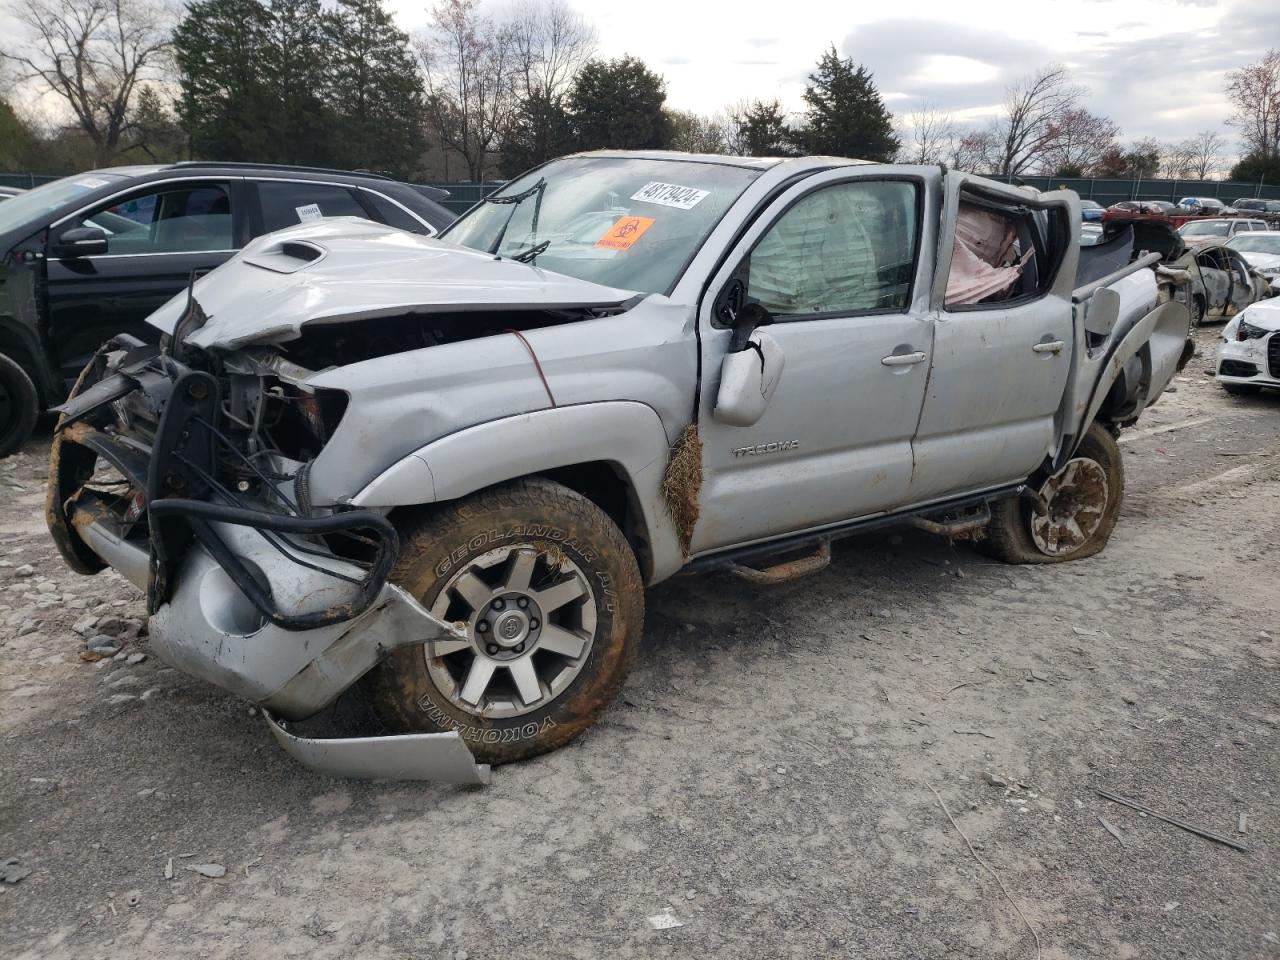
46 342 489 783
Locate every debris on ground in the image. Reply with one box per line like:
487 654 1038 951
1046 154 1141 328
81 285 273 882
929 785 1042 959
647 908 684 930
185 863 227 879
1 858 31 884
1096 788 1248 852
1098 816 1127 848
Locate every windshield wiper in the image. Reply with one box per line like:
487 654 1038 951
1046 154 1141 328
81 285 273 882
511 240 550 263
486 177 546 257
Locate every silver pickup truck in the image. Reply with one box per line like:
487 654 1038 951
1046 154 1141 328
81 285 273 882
46 152 1193 782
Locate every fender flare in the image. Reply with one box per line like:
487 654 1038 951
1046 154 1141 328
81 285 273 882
1059 299 1189 467
349 401 685 583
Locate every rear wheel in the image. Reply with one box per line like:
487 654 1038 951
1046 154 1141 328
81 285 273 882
982 423 1124 564
0 353 39 459
365 478 644 764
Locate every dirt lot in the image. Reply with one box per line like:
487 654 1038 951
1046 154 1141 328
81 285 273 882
2 326 1277 960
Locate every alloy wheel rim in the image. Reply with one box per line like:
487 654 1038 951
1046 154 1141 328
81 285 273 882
1029 457 1109 556
424 545 596 718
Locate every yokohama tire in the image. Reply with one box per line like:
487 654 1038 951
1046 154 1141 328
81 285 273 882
365 478 644 764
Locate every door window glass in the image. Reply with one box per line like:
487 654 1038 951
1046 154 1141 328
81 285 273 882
746 180 918 317
82 185 233 254
257 181 368 233
363 191 431 234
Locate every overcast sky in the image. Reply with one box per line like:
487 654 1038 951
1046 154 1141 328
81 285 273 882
390 0 1275 148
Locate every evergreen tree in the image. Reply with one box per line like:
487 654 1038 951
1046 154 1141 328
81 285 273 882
798 46 897 161
500 92 577 177
730 98 795 157
124 86 187 163
0 99 39 171
1231 151 1280 185
260 0 333 165
326 0 426 176
568 56 670 151
174 0 276 160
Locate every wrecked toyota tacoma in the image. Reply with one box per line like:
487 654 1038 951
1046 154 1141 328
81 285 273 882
46 152 1194 781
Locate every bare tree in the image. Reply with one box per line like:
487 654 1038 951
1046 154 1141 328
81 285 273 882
420 0 517 181
668 109 726 154
1226 49 1280 160
950 128 999 173
897 101 955 165
1179 130 1225 179
1036 108 1119 175
1159 140 1195 180
2 0 172 167
993 64 1084 177
509 0 595 103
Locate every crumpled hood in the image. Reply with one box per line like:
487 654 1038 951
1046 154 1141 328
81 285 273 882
1233 296 1280 332
148 218 639 351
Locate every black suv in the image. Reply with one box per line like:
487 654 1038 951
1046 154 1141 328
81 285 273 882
0 162 454 455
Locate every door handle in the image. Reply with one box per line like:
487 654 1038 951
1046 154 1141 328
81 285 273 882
881 351 927 366
1033 340 1065 354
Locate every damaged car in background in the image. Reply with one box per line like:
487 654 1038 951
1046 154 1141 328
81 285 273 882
46 152 1194 782
1215 296 1280 396
1092 217 1274 325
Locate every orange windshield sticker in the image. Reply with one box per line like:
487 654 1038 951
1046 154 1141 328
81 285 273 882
596 216 656 250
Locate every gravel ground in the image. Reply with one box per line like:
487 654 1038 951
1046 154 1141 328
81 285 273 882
2 327 1278 960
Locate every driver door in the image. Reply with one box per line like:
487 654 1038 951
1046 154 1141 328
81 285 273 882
691 167 941 555
44 179 246 387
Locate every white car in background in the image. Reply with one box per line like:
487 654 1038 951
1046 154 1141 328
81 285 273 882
1178 218 1269 248
1217 297 1280 395
1225 231 1280 295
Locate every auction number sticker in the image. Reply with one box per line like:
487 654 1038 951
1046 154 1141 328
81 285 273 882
295 203 323 223
630 181 709 210
74 177 110 189
596 216 656 250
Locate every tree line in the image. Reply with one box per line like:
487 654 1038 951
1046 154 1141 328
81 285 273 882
1 0 1278 186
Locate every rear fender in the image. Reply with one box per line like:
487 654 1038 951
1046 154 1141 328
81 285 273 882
348 401 684 583
1058 298 1190 466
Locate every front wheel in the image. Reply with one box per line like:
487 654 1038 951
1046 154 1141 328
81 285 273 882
364 478 644 764
982 423 1124 564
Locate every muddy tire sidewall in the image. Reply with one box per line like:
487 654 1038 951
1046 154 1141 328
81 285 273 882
365 478 644 765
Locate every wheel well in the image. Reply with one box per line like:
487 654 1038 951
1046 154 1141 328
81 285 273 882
383 461 655 582
539 461 653 581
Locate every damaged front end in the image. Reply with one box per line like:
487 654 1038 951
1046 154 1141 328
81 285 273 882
46 332 489 784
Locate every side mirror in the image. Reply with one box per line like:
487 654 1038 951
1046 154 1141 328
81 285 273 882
1084 286 1121 337
53 226 108 258
714 323 785 427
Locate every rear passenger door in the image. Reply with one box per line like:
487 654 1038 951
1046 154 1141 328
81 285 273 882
908 173 1077 502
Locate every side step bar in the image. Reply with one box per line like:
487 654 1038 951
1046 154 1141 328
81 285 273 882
907 503 991 538
727 540 831 585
